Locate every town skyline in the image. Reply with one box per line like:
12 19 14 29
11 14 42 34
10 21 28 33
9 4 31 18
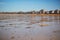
0 9 60 14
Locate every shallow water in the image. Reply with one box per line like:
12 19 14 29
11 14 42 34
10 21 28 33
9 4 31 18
0 15 60 40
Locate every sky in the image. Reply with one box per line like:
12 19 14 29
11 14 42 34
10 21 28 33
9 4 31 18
0 0 60 12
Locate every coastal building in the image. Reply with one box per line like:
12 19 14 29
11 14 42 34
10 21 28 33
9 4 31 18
44 10 50 14
49 10 54 14
54 9 59 14
32 11 35 14
40 9 45 14
59 10 60 14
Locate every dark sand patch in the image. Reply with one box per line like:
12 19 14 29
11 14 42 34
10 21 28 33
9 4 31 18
11 36 15 39
25 26 32 29
53 30 60 33
0 25 5 27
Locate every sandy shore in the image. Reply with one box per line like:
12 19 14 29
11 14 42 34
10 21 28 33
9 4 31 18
0 14 60 20
0 14 60 40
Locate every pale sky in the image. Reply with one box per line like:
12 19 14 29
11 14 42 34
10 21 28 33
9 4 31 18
0 0 60 12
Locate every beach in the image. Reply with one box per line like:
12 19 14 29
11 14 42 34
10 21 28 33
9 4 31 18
0 14 60 40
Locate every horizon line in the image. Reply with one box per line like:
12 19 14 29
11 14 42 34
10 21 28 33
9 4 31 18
0 9 60 12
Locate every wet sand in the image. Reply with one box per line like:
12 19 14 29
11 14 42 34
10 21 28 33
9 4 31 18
0 14 60 40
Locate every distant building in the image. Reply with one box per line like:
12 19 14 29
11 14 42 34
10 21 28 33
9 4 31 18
49 10 54 14
40 9 45 14
36 11 40 14
44 11 47 14
54 9 59 14
59 10 60 14
32 11 35 14
17 11 24 14
38 11 40 14
44 10 50 14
